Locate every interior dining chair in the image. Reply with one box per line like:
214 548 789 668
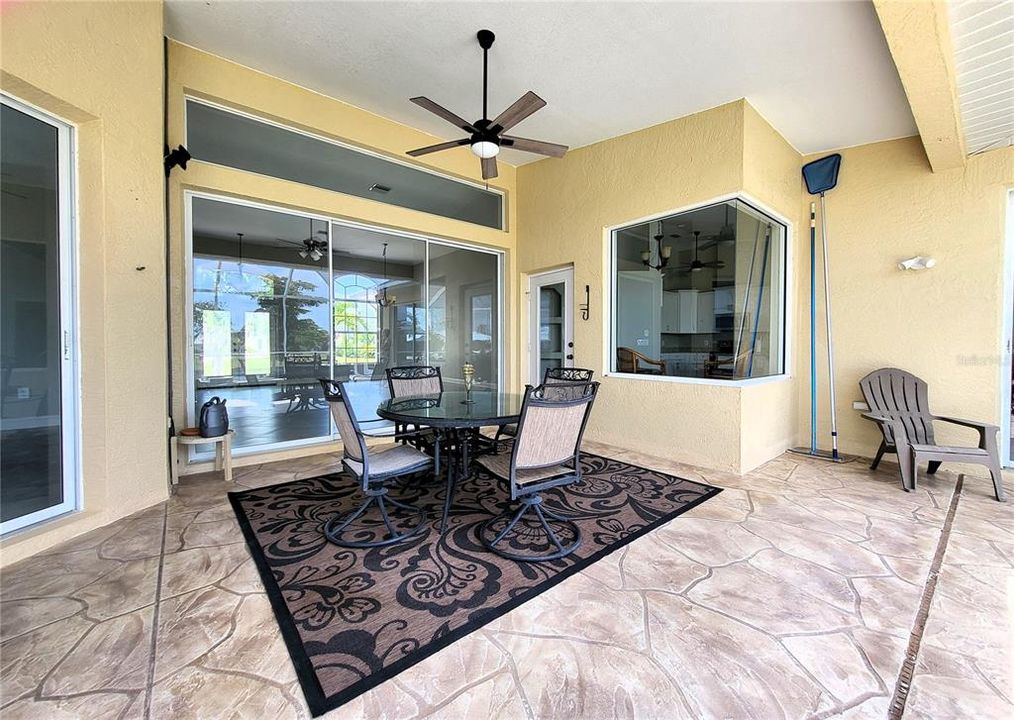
386 366 443 448
493 367 594 447
319 378 440 547
477 381 599 562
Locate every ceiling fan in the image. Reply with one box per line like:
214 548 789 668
406 29 568 180
679 231 726 274
277 229 328 262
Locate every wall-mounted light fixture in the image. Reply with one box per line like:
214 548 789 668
897 256 936 271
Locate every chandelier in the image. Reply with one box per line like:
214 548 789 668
375 242 397 307
641 220 672 271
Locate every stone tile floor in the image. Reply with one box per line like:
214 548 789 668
1 441 1011 719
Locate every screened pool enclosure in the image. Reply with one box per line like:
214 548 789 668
187 195 502 456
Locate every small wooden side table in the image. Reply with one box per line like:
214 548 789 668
171 430 235 484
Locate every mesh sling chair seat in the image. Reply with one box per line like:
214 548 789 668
477 381 600 562
859 368 1005 501
494 367 595 446
386 366 443 451
320 378 441 548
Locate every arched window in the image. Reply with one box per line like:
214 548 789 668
333 273 379 371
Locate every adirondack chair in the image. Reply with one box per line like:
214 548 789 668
859 368 1005 501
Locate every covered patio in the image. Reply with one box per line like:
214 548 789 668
2 1 1012 718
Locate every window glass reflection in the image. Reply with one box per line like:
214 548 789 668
189 197 502 455
612 199 785 380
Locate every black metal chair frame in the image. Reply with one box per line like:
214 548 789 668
480 381 599 562
493 367 594 448
319 378 441 548
385 366 443 449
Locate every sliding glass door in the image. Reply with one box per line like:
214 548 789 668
1 96 78 534
188 194 501 456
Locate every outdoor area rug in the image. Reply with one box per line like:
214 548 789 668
229 452 721 716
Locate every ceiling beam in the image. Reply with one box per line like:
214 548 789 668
873 0 966 172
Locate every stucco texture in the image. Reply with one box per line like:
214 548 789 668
799 138 1014 461
167 41 519 473
517 100 804 473
1 1 167 565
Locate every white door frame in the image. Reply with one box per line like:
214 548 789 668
1 94 80 535
528 267 575 385
1001 189 1014 467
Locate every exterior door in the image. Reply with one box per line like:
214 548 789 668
1 96 78 534
529 268 574 385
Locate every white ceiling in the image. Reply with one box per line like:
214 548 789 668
947 0 1014 155
165 1 917 165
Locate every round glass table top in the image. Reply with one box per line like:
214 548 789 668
377 391 524 428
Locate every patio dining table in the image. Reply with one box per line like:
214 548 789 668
376 390 524 530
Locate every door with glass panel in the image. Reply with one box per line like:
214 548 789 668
1 97 78 533
528 269 574 384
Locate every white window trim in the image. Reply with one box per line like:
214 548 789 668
602 191 794 388
1000 188 1014 467
1 94 81 535
183 190 505 461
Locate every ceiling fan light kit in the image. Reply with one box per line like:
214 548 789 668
407 29 569 180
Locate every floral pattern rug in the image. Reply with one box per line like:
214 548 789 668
229 453 721 716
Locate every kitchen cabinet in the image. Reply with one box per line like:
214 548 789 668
677 289 698 333
696 291 715 333
714 286 736 315
662 289 718 334
662 291 679 332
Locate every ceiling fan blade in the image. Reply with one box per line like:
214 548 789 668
481 156 498 180
491 91 546 132
500 135 568 158
410 97 477 133
406 138 471 157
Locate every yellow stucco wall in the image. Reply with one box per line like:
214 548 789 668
517 101 782 473
740 103 804 470
166 41 519 472
1 1 167 565
799 138 1014 460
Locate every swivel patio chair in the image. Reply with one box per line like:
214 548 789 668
386 365 442 449
493 367 595 446
320 378 441 547
478 381 599 561
386 365 444 396
859 368 1005 501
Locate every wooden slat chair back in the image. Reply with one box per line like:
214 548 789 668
616 347 665 374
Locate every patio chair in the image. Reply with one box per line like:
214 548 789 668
319 378 441 547
494 367 595 446
616 346 665 374
859 368 1005 501
386 366 442 449
477 381 599 561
